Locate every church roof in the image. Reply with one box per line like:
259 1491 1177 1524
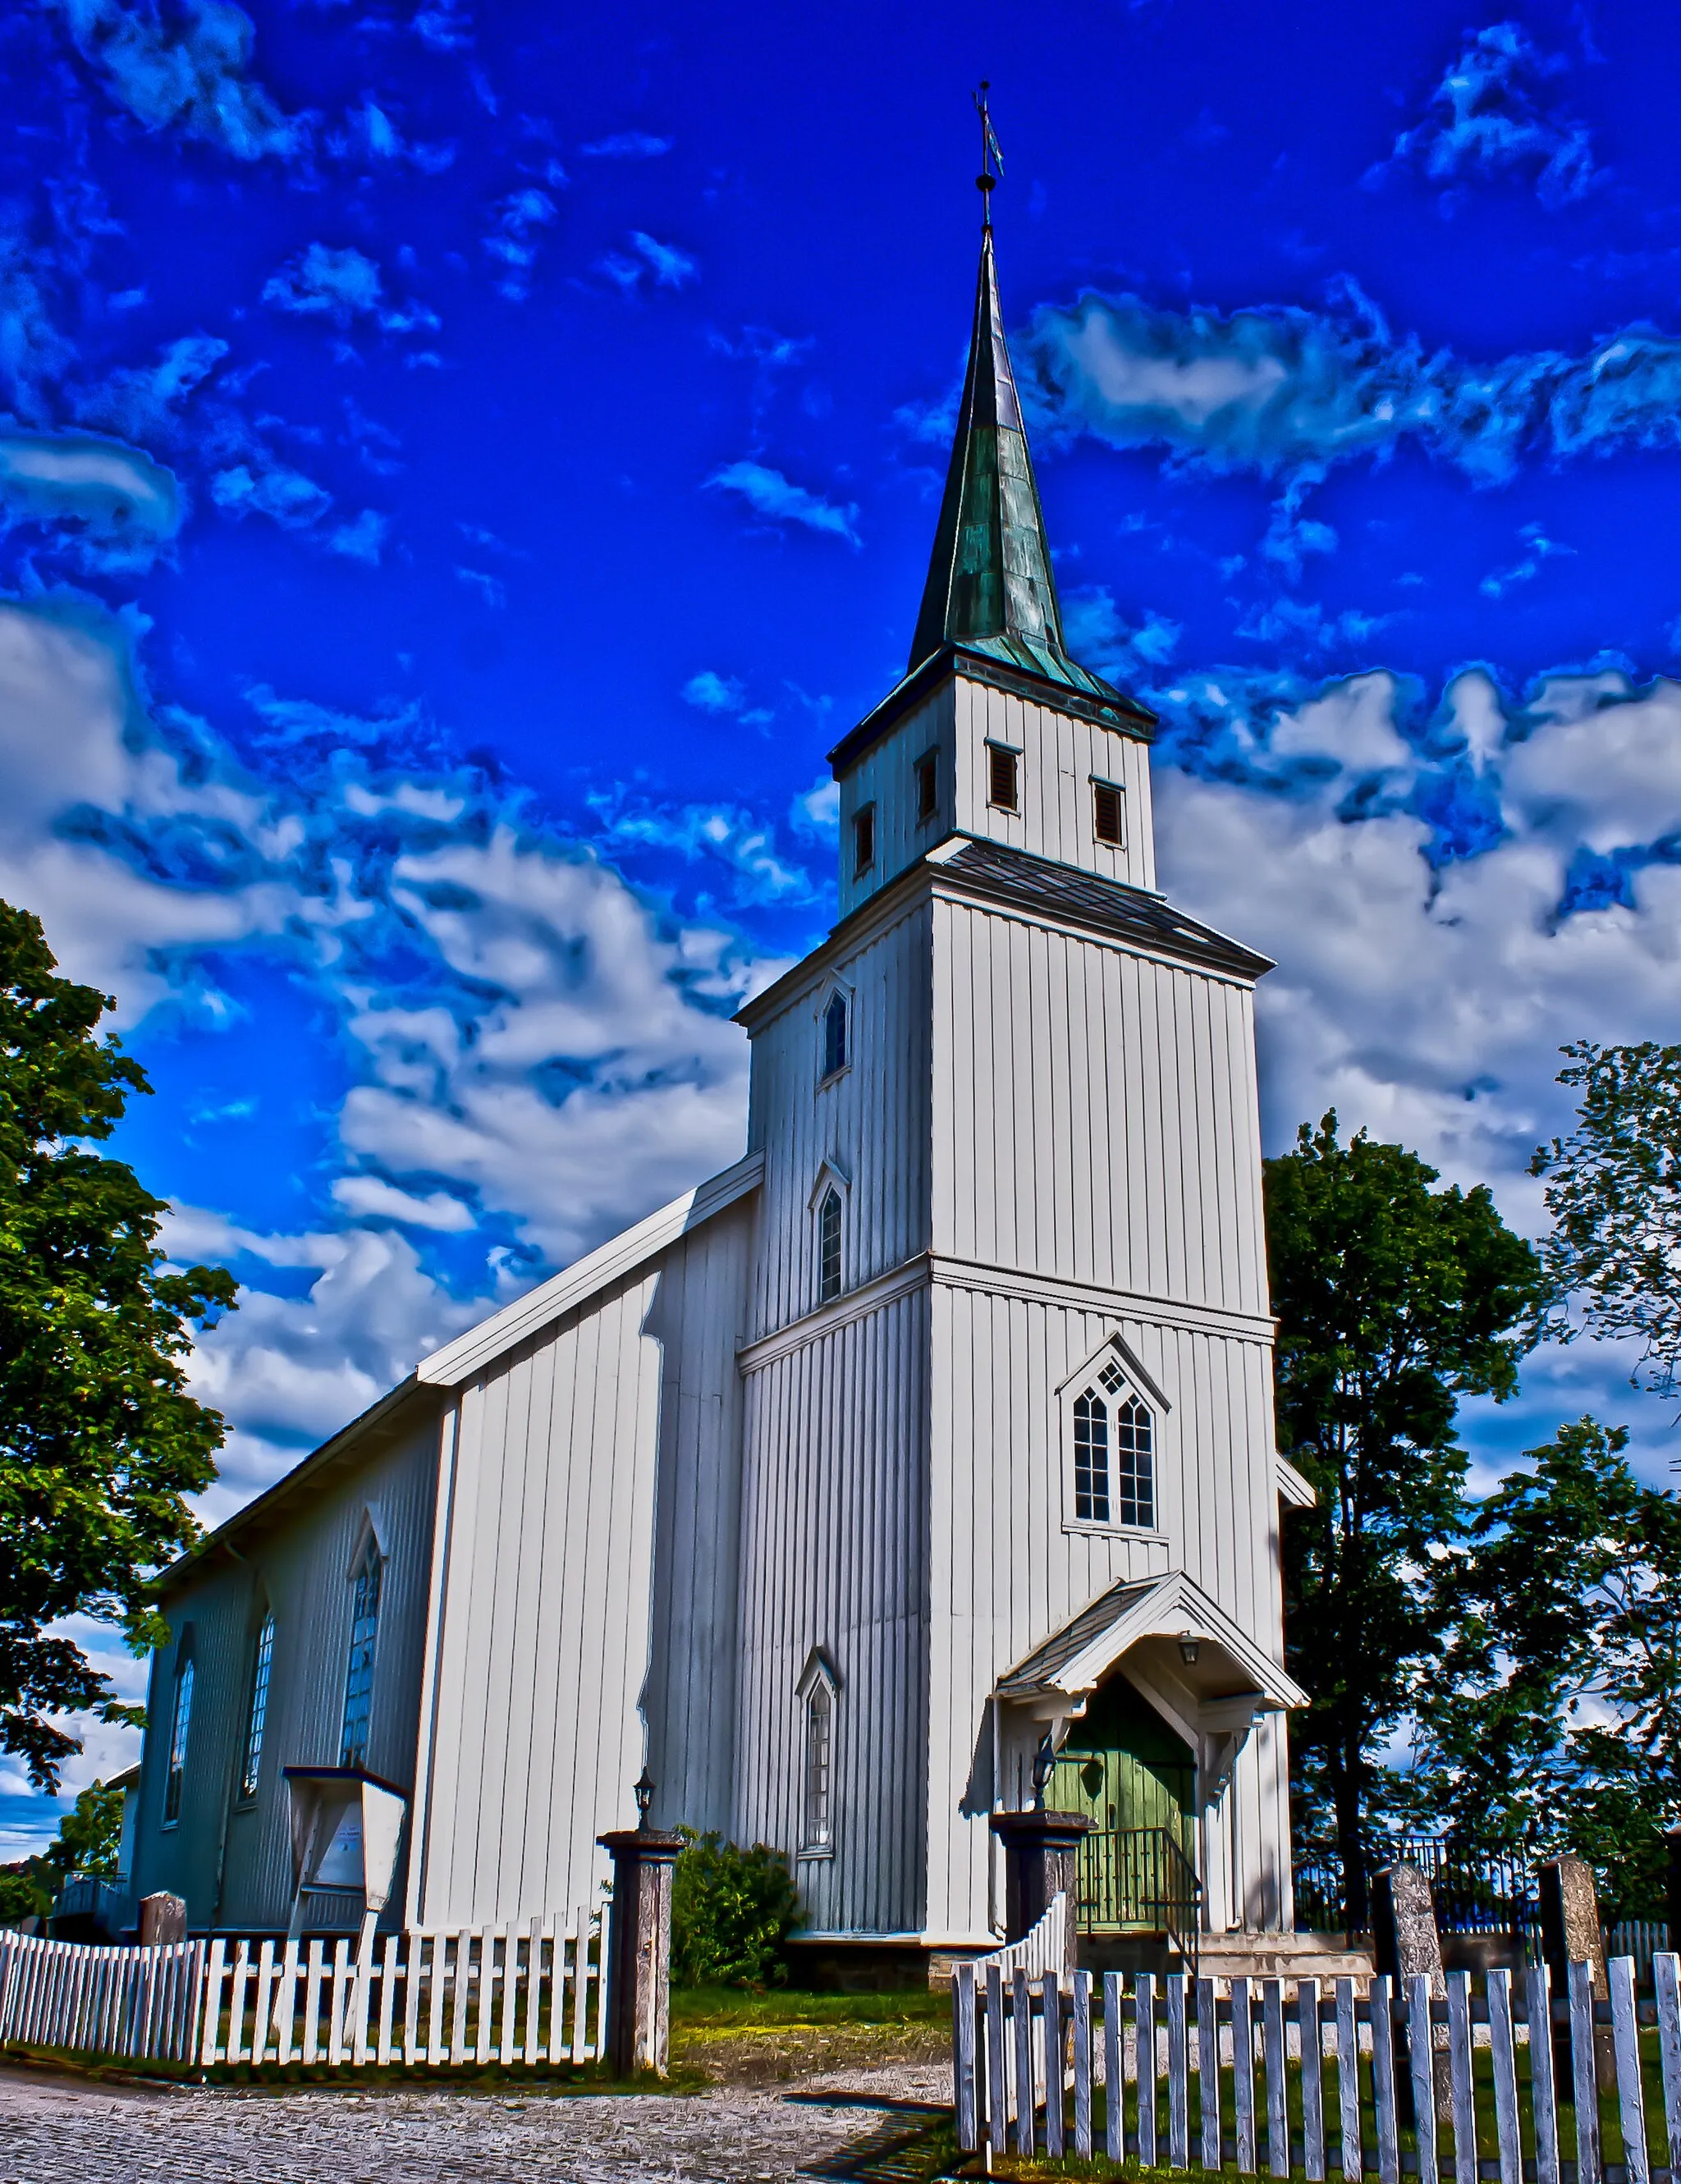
907 227 1121 711
939 837 1273 982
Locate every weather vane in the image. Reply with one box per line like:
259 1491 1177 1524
974 80 1005 228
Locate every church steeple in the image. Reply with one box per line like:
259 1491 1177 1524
907 228 1118 707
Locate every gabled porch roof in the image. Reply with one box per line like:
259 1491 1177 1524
996 1570 1308 1715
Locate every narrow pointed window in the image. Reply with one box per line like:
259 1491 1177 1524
822 992 848 1079
340 1538 382 1770
818 1188 843 1303
804 1680 833 1851
163 1646 195 1826
1073 1391 1110 1524
1113 1392 1155 1528
240 1613 275 1800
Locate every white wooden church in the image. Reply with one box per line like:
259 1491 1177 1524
129 227 1309 1976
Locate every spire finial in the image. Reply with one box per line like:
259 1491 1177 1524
974 80 1003 231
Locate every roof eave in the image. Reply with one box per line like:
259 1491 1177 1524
827 643 1156 780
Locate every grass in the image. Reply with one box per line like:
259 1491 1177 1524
669 1983 951 2086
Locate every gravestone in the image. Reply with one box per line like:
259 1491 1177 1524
598 1779 682 2078
1538 1855 1615 2093
988 1809 1088 1971
1371 1863 1449 2121
137 1892 186 1945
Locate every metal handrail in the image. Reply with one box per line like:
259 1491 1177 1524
1079 1825 1202 1971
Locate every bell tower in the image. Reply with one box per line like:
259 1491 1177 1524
730 198 1295 1965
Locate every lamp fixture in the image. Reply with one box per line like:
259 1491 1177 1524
1177 1632 1201 1668
634 1767 655 1825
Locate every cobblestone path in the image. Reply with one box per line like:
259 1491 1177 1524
0 2065 895 2182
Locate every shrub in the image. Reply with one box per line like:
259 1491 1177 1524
670 1829 800 1989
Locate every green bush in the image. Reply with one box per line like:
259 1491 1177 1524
670 1829 800 1989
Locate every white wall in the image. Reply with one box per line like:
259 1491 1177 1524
410 1198 754 1929
836 670 1156 921
732 1284 932 1939
132 1394 446 1931
929 893 1269 1316
744 892 932 1345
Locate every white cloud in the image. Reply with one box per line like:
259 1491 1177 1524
684 668 744 713
705 460 860 546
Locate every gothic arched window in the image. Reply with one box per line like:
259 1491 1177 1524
818 1187 843 1303
1073 1358 1154 1528
822 991 848 1079
163 1636 195 1826
804 1678 834 1851
340 1536 382 1770
240 1611 275 1801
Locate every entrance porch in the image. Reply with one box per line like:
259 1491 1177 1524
992 1569 1308 1950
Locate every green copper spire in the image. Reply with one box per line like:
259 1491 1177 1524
908 228 1115 704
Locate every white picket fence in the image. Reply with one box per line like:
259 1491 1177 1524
969 1892 1070 1982
953 1950 1670 2180
0 1913 607 2074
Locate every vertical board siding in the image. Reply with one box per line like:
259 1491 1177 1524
836 674 1158 918
418 1200 754 1929
836 683 955 918
930 896 1267 1318
923 1291 1285 1942
734 1287 931 1939
745 896 932 1345
949 679 1157 894
131 1404 447 1931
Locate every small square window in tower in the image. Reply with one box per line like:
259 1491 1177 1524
822 991 848 1079
817 1186 843 1303
914 751 938 823
853 803 875 876
987 743 1019 812
1092 780 1126 848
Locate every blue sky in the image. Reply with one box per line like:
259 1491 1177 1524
6 0 1681 1847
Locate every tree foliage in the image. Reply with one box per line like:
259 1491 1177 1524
0 900 235 1788
1531 1039 1681 1400
1266 1113 1544 1923
0 1779 127 1926
670 1829 800 1989
1411 1417 1681 1918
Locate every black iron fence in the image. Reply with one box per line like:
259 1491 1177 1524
1294 1836 1538 1940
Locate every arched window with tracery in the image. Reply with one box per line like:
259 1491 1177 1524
1072 1358 1154 1528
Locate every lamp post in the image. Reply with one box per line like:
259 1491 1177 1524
598 1772 684 2077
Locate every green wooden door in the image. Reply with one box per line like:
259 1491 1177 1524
1048 1678 1196 1931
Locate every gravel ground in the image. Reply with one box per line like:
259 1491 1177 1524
0 2061 948 2183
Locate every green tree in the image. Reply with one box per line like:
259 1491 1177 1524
1266 1114 1544 1925
1413 1419 1681 1917
0 900 236 1788
1531 1039 1681 1399
43 1779 125 1884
